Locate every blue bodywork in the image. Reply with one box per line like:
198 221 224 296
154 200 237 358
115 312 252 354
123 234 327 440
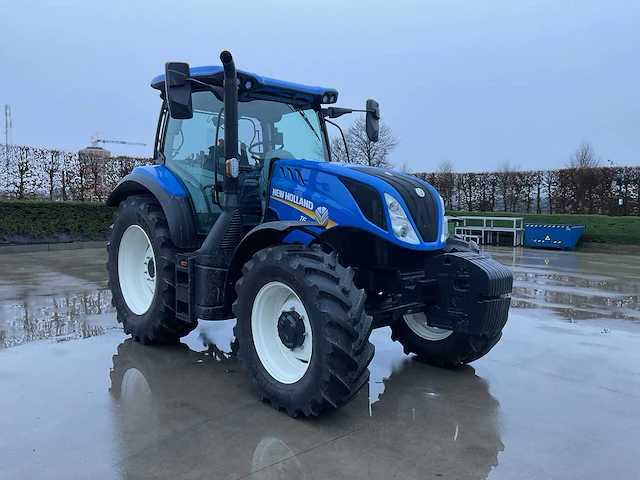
134 165 188 197
151 66 338 105
267 160 446 251
119 161 446 252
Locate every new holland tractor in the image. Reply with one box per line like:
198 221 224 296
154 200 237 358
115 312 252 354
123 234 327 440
106 50 513 417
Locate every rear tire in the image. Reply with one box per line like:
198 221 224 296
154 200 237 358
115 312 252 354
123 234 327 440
107 196 197 344
390 312 502 367
232 245 374 417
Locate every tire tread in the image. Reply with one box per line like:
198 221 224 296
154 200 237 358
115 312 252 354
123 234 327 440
232 244 374 417
106 195 197 344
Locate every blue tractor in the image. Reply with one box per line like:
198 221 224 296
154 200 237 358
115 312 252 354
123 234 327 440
106 51 513 417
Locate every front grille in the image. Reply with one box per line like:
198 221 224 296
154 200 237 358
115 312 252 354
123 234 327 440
339 176 386 230
353 167 439 242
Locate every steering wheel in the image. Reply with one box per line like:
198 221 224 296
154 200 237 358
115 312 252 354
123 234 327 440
248 140 285 160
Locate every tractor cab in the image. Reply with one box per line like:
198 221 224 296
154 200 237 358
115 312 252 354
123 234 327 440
151 66 340 235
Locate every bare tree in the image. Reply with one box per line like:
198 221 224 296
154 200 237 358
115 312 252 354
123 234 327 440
14 145 35 198
42 148 62 200
437 159 454 174
397 161 412 173
437 159 455 209
345 117 399 168
534 170 543 213
60 151 75 201
69 153 90 201
87 154 105 201
497 160 520 212
0 143 8 198
568 140 601 168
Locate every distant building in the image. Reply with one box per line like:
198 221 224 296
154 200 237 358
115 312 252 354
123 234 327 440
79 146 111 158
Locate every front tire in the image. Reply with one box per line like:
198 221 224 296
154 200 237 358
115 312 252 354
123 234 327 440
390 312 502 367
107 196 197 344
232 245 374 417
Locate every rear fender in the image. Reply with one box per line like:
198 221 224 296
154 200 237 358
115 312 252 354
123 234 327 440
107 167 200 250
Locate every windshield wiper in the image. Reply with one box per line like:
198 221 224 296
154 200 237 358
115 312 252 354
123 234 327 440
288 104 320 141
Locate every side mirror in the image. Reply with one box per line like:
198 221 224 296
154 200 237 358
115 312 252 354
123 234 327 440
366 99 380 142
165 62 193 119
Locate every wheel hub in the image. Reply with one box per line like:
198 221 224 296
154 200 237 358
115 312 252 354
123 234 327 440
147 258 156 279
277 310 306 350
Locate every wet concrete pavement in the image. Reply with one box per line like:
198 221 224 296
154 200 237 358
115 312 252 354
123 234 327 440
1 247 639 479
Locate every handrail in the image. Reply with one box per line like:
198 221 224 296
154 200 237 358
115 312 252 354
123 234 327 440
452 215 525 246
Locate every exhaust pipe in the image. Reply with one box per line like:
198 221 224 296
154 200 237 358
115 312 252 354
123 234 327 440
220 50 239 199
198 50 242 257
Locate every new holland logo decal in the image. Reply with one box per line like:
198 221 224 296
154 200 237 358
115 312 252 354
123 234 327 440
270 188 336 228
314 206 329 226
271 188 314 210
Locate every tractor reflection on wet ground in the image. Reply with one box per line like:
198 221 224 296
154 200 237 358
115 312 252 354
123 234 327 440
1 247 639 479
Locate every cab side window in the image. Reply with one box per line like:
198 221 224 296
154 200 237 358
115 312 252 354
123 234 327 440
162 91 224 233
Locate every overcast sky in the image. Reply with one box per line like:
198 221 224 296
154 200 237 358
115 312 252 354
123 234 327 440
1 0 638 172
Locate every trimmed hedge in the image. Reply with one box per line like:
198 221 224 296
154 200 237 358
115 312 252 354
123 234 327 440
448 211 640 246
0 201 116 242
1 201 638 247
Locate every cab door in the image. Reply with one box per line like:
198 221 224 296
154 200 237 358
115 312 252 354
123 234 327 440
161 91 224 234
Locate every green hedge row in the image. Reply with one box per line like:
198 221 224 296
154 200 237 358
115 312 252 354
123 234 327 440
448 211 640 246
0 201 116 242
1 201 638 246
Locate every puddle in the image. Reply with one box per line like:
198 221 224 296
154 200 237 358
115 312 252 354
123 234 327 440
487 247 640 324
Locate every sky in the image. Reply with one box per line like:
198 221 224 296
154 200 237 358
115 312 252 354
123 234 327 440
1 0 638 173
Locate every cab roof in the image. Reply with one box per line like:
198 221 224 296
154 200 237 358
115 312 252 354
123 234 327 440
151 65 338 106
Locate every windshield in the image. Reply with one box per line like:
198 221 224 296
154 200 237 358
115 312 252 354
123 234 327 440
273 104 327 161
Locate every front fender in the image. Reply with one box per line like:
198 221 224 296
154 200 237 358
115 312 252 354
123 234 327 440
107 166 200 250
224 221 324 304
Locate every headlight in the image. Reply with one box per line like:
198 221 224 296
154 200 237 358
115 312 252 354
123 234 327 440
439 194 449 242
384 193 420 245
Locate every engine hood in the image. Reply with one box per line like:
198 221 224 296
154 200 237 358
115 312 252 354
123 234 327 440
267 159 446 251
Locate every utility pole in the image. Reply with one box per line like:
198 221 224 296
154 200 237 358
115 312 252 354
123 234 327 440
4 104 11 147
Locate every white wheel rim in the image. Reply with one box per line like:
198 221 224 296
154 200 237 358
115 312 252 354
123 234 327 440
118 225 157 315
251 281 312 384
404 313 454 341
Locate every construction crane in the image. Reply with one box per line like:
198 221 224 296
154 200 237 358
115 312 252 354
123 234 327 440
91 132 146 148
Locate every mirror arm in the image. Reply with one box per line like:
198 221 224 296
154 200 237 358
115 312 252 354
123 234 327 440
325 118 350 163
322 107 352 119
322 107 378 119
188 78 225 97
189 78 214 90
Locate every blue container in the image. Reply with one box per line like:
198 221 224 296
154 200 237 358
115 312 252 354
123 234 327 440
524 224 586 250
